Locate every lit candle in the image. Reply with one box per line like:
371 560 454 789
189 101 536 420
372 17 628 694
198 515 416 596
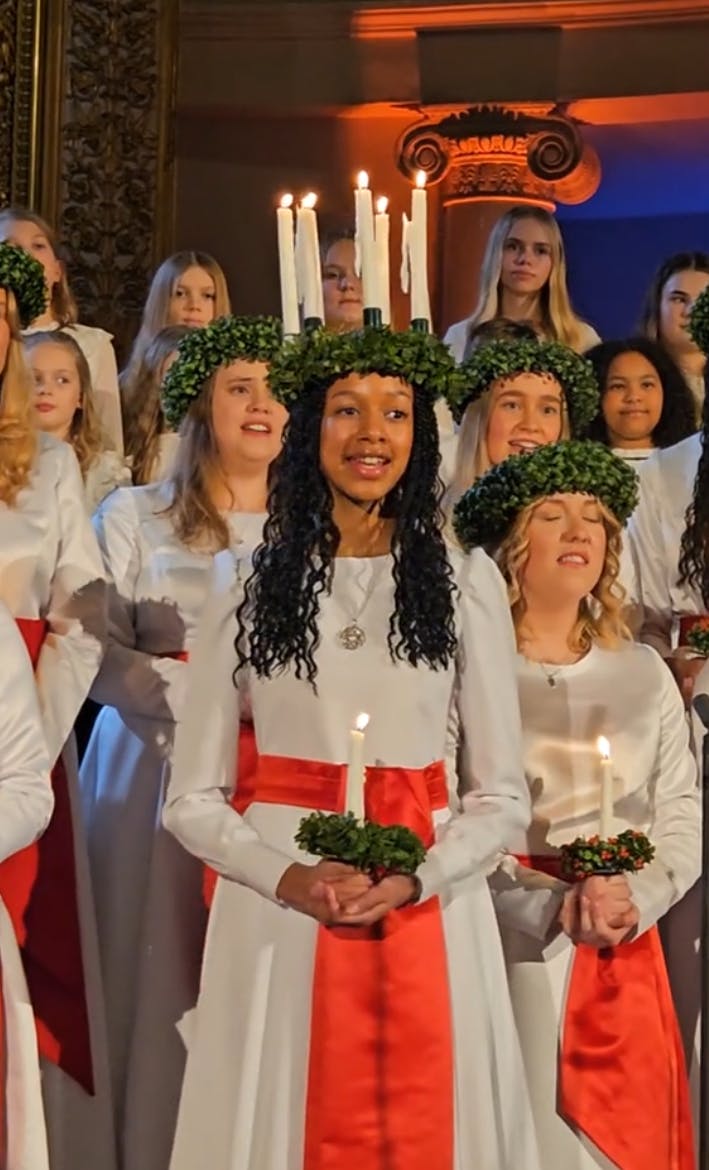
597 736 614 839
409 170 431 326
354 171 378 312
276 194 300 337
346 712 370 822
375 196 391 326
295 192 325 325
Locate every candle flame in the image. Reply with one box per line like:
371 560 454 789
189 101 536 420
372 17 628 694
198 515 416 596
597 735 611 760
415 170 427 189
301 192 318 209
357 170 369 190
375 196 389 214
355 712 370 732
279 193 294 209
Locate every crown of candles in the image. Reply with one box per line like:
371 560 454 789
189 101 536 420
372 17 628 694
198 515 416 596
276 171 431 336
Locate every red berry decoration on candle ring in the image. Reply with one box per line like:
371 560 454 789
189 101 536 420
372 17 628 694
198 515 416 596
686 620 709 657
559 829 655 883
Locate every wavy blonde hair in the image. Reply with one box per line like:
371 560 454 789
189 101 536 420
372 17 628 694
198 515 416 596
165 372 234 553
460 206 592 353
497 498 630 652
24 330 105 479
123 325 191 485
0 206 78 327
120 252 230 393
0 288 37 503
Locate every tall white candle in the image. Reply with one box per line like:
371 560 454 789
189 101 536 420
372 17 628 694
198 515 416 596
276 194 300 336
375 196 391 326
346 712 370 822
597 736 614 839
295 192 325 324
410 170 431 325
354 171 378 311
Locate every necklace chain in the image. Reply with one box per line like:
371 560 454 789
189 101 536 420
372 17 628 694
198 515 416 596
336 560 385 651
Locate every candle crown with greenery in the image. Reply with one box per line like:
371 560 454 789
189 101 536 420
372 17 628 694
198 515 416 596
267 324 460 406
446 338 600 432
453 440 639 551
161 314 284 429
0 242 47 329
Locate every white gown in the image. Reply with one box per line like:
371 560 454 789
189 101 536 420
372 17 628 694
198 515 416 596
23 321 124 454
80 482 266 1170
494 643 700 1169
0 433 112 1170
83 449 132 514
0 602 55 1170
163 545 541 1170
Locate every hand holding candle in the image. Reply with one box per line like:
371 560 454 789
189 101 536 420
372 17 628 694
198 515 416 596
346 712 369 822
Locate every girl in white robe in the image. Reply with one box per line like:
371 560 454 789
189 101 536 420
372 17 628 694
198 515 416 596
0 601 54 1170
163 327 540 1170
0 246 111 1170
454 440 699 1170
80 316 288 1170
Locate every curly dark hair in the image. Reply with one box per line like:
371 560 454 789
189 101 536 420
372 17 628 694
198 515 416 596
679 395 709 603
585 337 696 450
235 384 457 687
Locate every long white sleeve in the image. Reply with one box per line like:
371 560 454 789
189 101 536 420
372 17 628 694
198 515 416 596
35 443 106 765
0 605 54 862
162 551 294 902
417 549 531 901
628 461 675 656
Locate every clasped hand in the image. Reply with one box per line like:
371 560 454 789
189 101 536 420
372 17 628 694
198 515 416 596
276 860 416 926
559 874 639 948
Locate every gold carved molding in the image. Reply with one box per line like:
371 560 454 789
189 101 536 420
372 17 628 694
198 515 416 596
2 0 177 358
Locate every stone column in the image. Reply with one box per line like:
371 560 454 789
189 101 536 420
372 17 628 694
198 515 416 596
396 105 601 333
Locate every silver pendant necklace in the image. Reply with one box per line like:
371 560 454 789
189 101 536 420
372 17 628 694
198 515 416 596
336 561 385 651
538 662 562 688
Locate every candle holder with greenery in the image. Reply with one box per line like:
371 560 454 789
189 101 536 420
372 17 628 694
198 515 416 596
558 829 655 882
295 812 426 879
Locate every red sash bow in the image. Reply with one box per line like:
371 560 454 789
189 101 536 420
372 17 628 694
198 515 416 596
238 754 454 1170
517 854 695 1170
0 618 93 1093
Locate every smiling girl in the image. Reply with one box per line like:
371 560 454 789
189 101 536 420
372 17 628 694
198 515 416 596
80 316 287 1170
444 206 600 364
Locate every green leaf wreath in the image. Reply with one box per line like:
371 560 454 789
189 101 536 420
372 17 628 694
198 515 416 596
689 284 709 357
446 337 600 434
161 314 284 429
559 829 655 882
267 324 461 407
0 242 47 329
296 811 426 878
453 439 639 551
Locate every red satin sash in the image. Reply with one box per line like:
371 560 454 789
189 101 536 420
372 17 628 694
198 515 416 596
0 618 93 1093
517 854 695 1170
237 754 454 1170
678 614 709 645
203 722 258 907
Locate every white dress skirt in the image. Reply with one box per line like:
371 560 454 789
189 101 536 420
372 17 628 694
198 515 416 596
80 481 266 1170
494 644 700 1169
0 603 55 1170
163 545 541 1170
0 433 111 1170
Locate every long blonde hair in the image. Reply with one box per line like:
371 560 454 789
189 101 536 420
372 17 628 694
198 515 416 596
462 206 591 352
0 206 78 327
123 325 191 485
165 372 234 553
497 498 630 652
0 288 37 503
120 252 230 393
24 330 105 479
